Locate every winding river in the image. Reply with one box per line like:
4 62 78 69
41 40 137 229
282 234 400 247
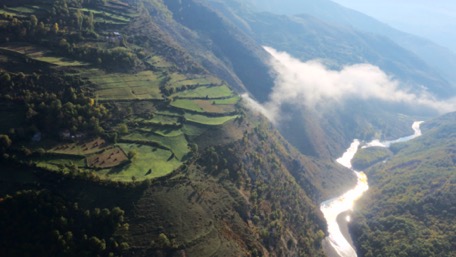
320 121 424 257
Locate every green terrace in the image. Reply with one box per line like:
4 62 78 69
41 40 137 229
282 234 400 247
102 143 182 181
145 55 173 69
0 0 242 183
85 70 163 100
74 5 137 26
0 44 89 67
32 136 185 182
1 4 50 17
170 99 237 114
171 85 234 99
167 73 222 89
21 69 241 182
1 0 136 22
184 113 239 126
120 131 189 160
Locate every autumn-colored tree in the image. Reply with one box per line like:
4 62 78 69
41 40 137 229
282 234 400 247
30 15 38 28
51 23 59 34
0 134 12 151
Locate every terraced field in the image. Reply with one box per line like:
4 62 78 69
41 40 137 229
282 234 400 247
148 127 183 137
0 44 88 67
78 7 135 25
0 0 242 183
211 96 241 105
2 4 49 17
35 155 86 169
121 131 189 158
184 113 239 126
165 73 220 88
133 115 181 126
48 138 108 156
102 143 182 181
146 55 172 68
28 67 240 182
173 85 234 99
87 70 163 100
171 99 237 113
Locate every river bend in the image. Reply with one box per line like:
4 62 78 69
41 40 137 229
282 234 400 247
320 121 423 257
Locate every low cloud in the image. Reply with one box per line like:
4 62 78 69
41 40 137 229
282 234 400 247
252 46 456 123
241 93 276 121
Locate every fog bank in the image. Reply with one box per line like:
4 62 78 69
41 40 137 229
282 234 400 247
249 47 456 123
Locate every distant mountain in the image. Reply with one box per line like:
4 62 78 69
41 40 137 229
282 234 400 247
244 0 456 96
205 0 449 158
255 12 451 96
331 0 456 54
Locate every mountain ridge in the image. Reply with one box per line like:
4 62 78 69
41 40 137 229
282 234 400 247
244 0 456 91
207 0 454 98
246 0 456 93
203 0 455 161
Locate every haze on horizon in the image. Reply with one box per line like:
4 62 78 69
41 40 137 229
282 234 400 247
331 0 456 53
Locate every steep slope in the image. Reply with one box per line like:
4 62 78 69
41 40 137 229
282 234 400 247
124 116 334 257
350 112 456 256
0 112 356 257
0 0 357 256
140 0 276 102
128 0 450 161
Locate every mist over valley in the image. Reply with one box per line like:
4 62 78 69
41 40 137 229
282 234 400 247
0 0 454 257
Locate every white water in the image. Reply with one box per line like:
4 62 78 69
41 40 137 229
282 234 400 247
320 121 423 257
363 121 424 148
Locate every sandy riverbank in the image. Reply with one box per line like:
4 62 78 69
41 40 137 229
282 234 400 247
336 211 355 250
322 210 357 257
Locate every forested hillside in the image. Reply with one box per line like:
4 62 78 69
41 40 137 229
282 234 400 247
1 0 453 256
0 0 357 256
350 113 456 257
